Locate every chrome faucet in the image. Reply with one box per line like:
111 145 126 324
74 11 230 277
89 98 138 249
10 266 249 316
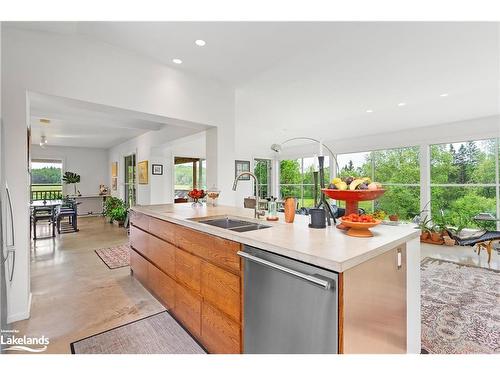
232 171 266 219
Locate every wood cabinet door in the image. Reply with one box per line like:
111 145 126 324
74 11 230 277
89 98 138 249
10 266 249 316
207 237 241 274
148 263 176 310
149 216 176 245
175 226 211 259
130 249 149 287
201 302 241 354
130 211 150 232
130 225 150 259
175 248 201 293
148 234 176 277
201 261 241 322
174 282 202 338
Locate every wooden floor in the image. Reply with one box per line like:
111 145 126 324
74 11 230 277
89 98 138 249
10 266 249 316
10 217 499 354
11 216 163 354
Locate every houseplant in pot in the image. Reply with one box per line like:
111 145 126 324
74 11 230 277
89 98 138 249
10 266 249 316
430 224 443 242
62 171 81 196
104 197 125 223
110 205 127 227
417 215 432 241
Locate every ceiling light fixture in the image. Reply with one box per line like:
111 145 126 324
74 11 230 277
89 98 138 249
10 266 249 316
195 39 206 47
40 135 48 148
39 118 51 125
172 58 183 64
398 102 406 107
440 93 449 97
366 109 373 113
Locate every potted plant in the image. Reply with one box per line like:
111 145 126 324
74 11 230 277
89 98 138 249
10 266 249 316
430 225 443 242
104 197 125 223
446 213 470 239
62 171 81 196
110 205 127 227
433 209 451 237
417 215 432 241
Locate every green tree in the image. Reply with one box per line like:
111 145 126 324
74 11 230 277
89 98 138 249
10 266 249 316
280 159 301 198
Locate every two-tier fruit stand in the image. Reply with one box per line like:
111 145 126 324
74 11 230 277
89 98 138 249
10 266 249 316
321 189 386 230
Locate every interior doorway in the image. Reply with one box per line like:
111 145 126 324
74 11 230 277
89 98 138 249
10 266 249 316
124 154 136 208
174 157 206 203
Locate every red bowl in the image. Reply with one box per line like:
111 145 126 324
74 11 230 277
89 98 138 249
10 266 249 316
340 218 382 237
321 189 386 201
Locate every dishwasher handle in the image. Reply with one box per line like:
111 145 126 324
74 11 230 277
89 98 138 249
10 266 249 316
237 251 333 290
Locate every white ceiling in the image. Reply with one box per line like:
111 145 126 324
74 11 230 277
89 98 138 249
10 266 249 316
7 21 350 86
9 21 500 145
29 93 207 148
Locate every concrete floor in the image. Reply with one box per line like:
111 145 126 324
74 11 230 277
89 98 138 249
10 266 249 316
11 216 163 354
10 217 498 354
420 241 500 271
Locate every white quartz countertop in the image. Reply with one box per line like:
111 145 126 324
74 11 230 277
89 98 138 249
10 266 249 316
131 203 420 272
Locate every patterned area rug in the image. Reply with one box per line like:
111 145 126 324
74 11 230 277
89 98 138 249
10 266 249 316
70 311 206 354
95 244 130 269
421 258 500 354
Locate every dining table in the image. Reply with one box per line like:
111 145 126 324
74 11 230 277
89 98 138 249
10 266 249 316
31 199 63 209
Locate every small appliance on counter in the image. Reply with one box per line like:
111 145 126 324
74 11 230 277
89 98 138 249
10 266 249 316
309 208 326 228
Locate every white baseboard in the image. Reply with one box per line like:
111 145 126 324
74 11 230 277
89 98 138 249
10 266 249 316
7 292 32 324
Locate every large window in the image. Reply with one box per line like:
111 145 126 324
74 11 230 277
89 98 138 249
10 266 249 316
430 139 498 230
31 159 63 201
253 159 272 199
373 147 420 220
280 156 330 208
336 147 420 219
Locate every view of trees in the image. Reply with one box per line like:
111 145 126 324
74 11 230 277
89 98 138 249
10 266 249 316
430 139 497 230
254 159 272 198
278 139 498 228
31 166 62 184
279 157 330 207
174 160 206 192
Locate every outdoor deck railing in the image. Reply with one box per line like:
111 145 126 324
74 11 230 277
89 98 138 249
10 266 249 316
31 185 63 201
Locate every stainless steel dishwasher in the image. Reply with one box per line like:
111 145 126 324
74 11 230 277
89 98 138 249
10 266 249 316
239 245 339 354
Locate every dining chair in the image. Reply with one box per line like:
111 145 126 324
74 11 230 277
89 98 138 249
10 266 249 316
55 199 79 234
31 206 55 240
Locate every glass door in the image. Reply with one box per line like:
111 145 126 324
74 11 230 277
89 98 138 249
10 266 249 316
124 154 136 208
174 157 206 203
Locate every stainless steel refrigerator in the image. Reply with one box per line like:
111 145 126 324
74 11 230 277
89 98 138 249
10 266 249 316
1 120 16 344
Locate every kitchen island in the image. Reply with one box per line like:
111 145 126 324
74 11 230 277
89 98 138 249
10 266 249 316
129 203 421 354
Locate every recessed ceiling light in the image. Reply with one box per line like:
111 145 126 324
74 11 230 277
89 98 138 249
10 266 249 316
398 102 406 107
366 109 373 113
195 39 206 47
440 93 449 97
39 118 51 125
172 58 183 64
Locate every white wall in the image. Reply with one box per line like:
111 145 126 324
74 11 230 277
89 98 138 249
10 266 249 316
1 27 235 323
108 130 207 205
31 145 108 196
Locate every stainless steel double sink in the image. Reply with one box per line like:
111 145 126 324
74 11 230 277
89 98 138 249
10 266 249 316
190 216 271 232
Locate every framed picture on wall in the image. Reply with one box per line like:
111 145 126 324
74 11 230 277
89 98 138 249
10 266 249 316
152 164 163 175
138 160 149 184
235 160 251 180
111 161 118 177
111 177 117 191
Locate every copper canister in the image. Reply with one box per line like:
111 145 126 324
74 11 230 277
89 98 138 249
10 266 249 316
284 197 296 223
